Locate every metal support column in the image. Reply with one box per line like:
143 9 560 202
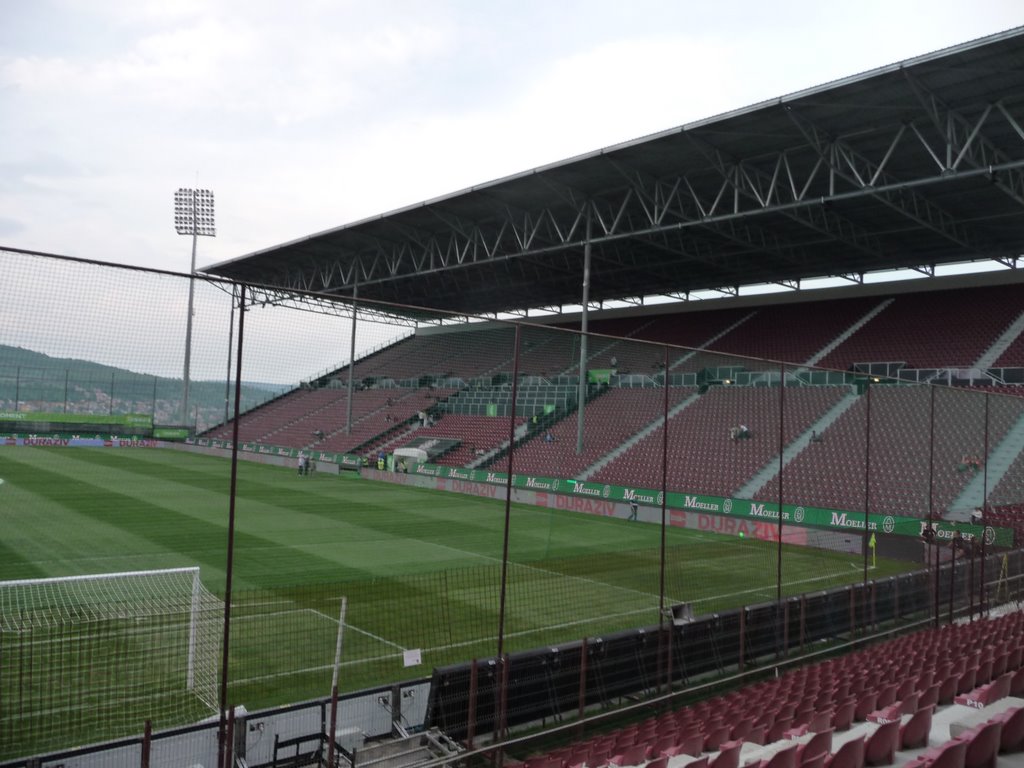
575 208 592 454
346 284 358 434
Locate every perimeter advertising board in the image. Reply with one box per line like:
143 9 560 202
405 463 1010 546
185 437 364 468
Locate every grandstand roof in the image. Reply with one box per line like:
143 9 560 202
205 27 1024 321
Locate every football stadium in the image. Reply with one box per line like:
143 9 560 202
3 25 1024 768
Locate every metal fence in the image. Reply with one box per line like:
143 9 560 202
2 248 1024 765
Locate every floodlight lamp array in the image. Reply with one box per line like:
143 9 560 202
174 188 216 236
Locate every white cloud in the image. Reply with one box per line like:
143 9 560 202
0 0 1021 387
1 0 1022 277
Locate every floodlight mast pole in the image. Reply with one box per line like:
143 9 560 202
174 188 216 430
184 224 198 426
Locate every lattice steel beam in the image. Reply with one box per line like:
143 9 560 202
781 103 996 254
902 69 1024 208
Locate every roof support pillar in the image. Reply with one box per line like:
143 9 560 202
576 208 592 455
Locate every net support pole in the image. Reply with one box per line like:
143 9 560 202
497 653 510 749
783 599 790 655
141 720 152 768
949 545 956 623
218 283 246 768
980 392 989 615
496 324 521 663
863 381 873 628
346 283 358 435
575 208 592 455
327 685 339 768
658 343 669 693
776 362 785 608
576 638 588 739
968 545 975 621
799 595 806 650
223 286 235 425
929 385 939 626
224 707 235 768
738 607 746 672
494 326 521 757
466 659 478 749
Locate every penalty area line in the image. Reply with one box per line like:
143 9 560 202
232 606 408 652
310 608 408 652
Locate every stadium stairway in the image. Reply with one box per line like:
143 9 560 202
804 298 894 367
669 314 757 372
467 417 530 469
974 309 1024 369
572 312 741 375
737 390 861 500
578 390 703 481
478 383 626 473
571 318 659 373
743 299 893 386
948 409 1024 519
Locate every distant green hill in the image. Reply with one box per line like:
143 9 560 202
0 345 288 429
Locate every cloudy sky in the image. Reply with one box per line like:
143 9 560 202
3 1 1023 277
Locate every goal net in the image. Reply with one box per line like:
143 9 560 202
0 567 222 759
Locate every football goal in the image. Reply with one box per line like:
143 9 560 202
0 567 222 760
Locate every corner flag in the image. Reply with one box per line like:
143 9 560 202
869 532 877 568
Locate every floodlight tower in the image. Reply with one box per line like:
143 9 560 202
174 188 216 429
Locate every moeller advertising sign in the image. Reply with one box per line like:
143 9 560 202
406 464 1011 546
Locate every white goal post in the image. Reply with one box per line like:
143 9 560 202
0 567 222 758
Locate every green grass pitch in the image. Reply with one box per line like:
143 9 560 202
0 446 913 756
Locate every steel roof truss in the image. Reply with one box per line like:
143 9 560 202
508 209 540 251
870 124 908 187
835 272 865 284
481 219 508 259
450 230 473 266
652 176 683 226
687 130 891 265
607 158 682 228
765 153 784 207
706 170 732 219
661 291 691 301
903 71 1024 208
1001 101 1024 143
623 171 695 226
951 103 994 171
739 161 770 208
611 296 644 307
244 286 418 326
683 176 709 218
588 190 634 238
797 153 826 202
786 105 987 252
